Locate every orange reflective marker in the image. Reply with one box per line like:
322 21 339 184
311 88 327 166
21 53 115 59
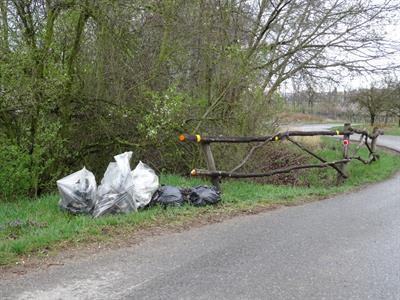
190 169 197 176
178 134 185 142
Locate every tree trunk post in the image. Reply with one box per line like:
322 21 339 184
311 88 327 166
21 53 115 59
370 126 379 161
201 143 221 191
370 113 375 126
337 122 351 185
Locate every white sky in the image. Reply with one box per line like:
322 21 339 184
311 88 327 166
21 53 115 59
338 6 400 91
281 2 400 93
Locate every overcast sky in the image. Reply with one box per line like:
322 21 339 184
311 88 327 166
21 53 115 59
338 2 400 91
280 1 400 93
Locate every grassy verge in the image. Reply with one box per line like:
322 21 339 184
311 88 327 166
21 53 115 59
1 138 400 266
331 124 400 136
385 126 400 136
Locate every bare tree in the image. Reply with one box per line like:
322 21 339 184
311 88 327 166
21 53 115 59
385 78 400 127
253 1 399 95
351 86 387 126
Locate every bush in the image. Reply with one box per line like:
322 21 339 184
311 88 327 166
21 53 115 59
0 143 31 200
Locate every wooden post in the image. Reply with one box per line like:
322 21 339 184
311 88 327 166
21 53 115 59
336 122 351 185
201 143 221 191
370 127 379 161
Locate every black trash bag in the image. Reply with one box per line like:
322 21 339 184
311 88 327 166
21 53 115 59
188 186 221 207
151 186 185 207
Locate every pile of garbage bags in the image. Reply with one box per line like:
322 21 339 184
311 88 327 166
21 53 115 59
57 152 221 218
149 185 220 208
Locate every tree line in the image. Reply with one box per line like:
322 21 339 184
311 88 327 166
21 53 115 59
0 0 399 199
285 77 400 126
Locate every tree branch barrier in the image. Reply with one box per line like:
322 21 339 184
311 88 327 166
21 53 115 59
178 123 383 191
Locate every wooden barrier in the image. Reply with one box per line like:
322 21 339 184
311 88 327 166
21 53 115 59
179 123 382 190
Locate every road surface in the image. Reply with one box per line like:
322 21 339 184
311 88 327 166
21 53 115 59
289 123 400 152
1 127 399 300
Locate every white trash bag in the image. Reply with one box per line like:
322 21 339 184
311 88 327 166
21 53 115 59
93 152 136 218
131 161 159 208
57 152 159 217
57 167 97 214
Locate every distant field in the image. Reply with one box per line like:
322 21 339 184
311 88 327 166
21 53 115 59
277 112 335 124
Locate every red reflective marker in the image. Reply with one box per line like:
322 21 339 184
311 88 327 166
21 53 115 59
343 139 349 145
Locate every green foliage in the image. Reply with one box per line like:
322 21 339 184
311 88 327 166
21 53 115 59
1 0 398 199
137 86 186 140
31 117 68 194
0 143 31 200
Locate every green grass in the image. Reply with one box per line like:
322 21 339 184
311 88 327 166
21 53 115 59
1 139 400 266
385 126 400 136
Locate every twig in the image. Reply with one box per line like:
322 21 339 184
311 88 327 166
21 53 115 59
364 137 373 154
287 136 347 178
229 139 272 173
350 156 373 164
351 133 365 156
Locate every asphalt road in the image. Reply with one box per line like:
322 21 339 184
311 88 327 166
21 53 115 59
290 123 400 152
1 127 399 300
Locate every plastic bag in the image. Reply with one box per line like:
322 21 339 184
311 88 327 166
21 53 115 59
92 153 159 217
93 152 136 217
57 151 160 217
97 152 134 197
57 167 97 214
92 192 136 217
151 186 185 207
131 161 159 208
188 186 221 207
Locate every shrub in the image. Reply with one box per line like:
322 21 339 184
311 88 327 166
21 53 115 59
0 143 31 200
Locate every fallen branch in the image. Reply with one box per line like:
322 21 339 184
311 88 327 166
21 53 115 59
287 137 348 178
351 133 365 156
351 127 383 139
364 138 373 155
192 159 351 178
350 156 374 164
179 130 346 144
